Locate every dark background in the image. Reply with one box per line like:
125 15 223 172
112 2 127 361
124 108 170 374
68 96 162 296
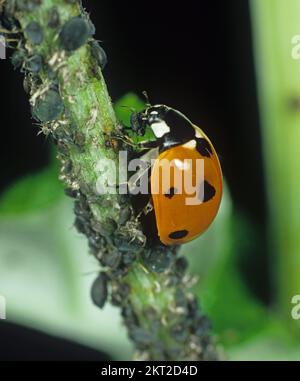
0 0 269 359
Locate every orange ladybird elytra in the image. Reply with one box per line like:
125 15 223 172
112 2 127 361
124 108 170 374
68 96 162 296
130 104 223 246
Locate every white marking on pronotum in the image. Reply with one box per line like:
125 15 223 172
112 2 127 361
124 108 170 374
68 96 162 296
151 121 170 138
182 139 196 149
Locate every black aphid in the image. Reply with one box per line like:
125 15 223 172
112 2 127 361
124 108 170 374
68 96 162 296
65 188 79 199
16 0 42 11
91 272 108 309
88 235 103 251
122 251 136 266
143 246 174 273
90 41 107 70
48 7 60 28
100 249 121 269
171 323 189 343
25 21 43 45
118 207 132 225
59 16 91 51
129 326 153 346
26 55 43 73
11 50 26 69
74 216 87 235
194 316 212 338
174 257 188 277
32 90 64 122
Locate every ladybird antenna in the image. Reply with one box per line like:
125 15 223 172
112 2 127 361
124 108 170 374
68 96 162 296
81 270 99 277
142 91 151 107
120 105 136 113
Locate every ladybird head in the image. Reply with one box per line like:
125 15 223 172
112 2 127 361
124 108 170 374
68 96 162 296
145 105 171 138
130 111 147 136
130 104 170 138
145 105 169 123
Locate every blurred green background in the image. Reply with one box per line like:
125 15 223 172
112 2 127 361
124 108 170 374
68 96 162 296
1 0 300 360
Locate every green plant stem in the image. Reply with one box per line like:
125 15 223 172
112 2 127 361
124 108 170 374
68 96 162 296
1 0 220 360
251 0 300 329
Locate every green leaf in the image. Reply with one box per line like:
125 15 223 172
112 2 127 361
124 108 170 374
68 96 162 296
184 186 274 346
202 263 269 346
196 213 276 347
114 92 156 144
229 324 300 360
114 92 145 126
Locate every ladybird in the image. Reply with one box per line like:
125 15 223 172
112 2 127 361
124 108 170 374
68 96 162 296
131 104 222 246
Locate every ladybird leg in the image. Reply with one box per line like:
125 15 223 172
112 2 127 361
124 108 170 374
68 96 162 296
127 148 158 193
124 139 160 154
143 199 154 215
108 128 137 149
109 125 157 151
137 140 159 149
128 163 152 194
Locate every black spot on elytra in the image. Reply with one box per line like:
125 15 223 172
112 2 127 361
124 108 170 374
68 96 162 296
169 230 189 239
164 187 178 199
199 180 216 202
196 138 213 158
